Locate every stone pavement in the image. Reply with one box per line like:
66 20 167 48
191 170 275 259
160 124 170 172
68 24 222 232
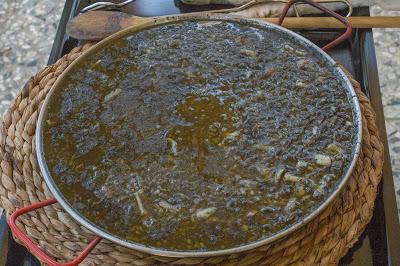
1 1 400 214
371 6 400 213
0 0 64 112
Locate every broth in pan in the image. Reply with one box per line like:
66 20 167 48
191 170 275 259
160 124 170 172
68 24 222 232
43 20 356 251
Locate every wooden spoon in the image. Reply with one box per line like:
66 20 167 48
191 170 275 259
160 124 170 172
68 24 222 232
67 10 400 41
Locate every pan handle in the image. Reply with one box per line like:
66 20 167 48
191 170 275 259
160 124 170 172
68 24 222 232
8 198 102 266
277 0 353 51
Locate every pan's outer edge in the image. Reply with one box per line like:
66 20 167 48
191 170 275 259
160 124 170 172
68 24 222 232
35 13 363 258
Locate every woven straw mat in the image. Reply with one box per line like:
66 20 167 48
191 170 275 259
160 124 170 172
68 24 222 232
0 43 384 265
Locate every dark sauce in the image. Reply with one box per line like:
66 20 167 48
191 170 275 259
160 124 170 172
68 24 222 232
43 21 356 251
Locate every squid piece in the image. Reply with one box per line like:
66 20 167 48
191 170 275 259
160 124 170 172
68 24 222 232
315 154 332 166
134 190 146 216
193 207 217 220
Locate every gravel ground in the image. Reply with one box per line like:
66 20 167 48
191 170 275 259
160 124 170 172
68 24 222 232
0 0 64 110
1 1 400 214
371 6 400 213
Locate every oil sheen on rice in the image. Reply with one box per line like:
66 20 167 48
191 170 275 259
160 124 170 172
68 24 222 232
43 21 356 251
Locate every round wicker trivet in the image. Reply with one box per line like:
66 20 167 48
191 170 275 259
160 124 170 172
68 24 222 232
0 43 384 265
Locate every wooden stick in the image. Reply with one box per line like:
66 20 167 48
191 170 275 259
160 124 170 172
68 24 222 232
67 11 400 40
268 16 400 28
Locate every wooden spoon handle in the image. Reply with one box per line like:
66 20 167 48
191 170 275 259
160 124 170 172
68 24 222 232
67 11 149 41
67 11 400 41
267 16 400 29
